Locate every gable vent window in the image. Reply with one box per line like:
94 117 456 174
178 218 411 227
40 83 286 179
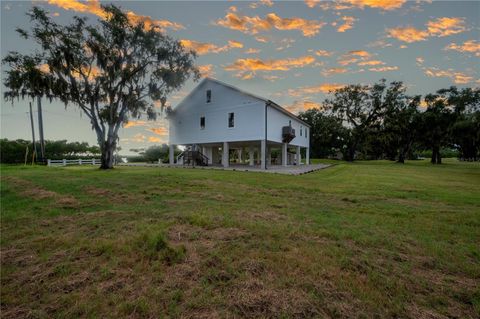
206 89 212 103
228 112 235 128
200 116 205 129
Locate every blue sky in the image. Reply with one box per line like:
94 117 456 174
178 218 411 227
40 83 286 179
1 1 479 153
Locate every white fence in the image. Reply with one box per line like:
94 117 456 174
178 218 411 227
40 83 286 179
47 159 101 167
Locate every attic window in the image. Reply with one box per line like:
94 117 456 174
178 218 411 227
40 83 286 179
200 116 205 129
228 112 235 128
206 89 211 103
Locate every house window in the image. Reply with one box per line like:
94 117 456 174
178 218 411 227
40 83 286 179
228 112 235 128
300 126 303 136
289 120 291 126
206 90 211 103
200 116 205 129
305 128 307 138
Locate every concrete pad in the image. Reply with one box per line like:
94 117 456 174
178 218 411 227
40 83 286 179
117 163 332 175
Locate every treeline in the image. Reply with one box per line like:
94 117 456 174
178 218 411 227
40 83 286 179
298 81 480 163
129 144 181 163
0 139 100 163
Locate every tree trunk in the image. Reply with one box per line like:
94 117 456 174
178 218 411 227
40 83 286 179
431 146 437 164
436 149 442 164
100 140 116 169
397 150 405 163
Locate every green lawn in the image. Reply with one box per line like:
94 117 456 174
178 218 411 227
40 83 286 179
1 159 479 318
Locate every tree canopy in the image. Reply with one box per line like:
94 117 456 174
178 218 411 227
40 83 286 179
3 5 199 169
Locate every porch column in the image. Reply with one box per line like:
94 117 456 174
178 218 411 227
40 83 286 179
169 144 175 164
282 143 288 166
296 146 301 165
249 146 254 166
261 140 267 169
306 147 310 165
222 142 229 168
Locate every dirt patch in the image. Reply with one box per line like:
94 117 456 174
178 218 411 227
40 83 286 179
3 176 80 208
84 186 140 203
228 278 322 318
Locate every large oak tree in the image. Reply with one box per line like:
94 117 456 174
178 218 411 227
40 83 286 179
3 5 199 169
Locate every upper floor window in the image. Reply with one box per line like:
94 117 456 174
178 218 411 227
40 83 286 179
289 120 291 126
305 128 307 138
300 126 303 136
206 89 211 103
200 116 205 129
228 112 235 128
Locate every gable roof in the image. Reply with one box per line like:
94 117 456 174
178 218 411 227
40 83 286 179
173 78 310 127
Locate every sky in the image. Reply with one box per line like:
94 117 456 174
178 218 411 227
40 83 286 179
1 0 479 154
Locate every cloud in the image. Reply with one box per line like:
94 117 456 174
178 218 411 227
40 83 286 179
368 66 399 72
426 17 466 37
47 0 183 32
250 0 274 8
224 55 315 78
306 0 406 10
387 26 428 43
148 127 168 136
357 60 385 66
286 83 345 97
124 120 147 128
148 136 163 143
444 40 480 56
387 17 467 43
315 50 333 57
285 100 323 114
245 48 261 54
255 36 269 43
322 67 349 76
336 16 356 32
215 8 326 37
276 38 296 51
180 39 243 55
338 50 372 65
423 67 474 84
198 64 215 78
132 133 146 142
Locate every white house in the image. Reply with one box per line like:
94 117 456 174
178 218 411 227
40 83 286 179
168 78 310 169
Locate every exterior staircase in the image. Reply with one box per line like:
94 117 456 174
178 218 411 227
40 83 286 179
176 145 209 166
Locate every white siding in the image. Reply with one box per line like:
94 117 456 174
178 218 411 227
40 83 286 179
266 106 309 148
169 80 265 145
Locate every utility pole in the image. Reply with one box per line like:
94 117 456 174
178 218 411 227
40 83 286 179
29 101 38 159
37 96 45 160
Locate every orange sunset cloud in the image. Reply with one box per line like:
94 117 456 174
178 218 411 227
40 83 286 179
180 39 243 55
225 56 315 78
387 17 466 43
48 0 183 32
216 8 326 37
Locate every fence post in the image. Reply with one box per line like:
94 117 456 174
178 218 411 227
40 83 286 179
79 159 82 165
47 159 51 166
63 159 67 166
92 158 95 165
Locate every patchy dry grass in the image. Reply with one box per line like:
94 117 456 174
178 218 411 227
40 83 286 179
1 159 479 318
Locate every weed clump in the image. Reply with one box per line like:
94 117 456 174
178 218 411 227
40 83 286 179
136 231 186 264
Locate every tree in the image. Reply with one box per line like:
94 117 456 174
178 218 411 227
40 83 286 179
439 87 480 161
382 94 421 163
324 80 400 161
298 108 347 158
3 5 199 169
419 94 455 164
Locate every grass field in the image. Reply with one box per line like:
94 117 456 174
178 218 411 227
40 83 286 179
1 159 479 318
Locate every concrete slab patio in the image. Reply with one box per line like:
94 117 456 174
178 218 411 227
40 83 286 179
116 163 332 175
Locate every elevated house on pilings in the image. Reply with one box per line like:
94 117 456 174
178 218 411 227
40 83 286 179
167 78 310 169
